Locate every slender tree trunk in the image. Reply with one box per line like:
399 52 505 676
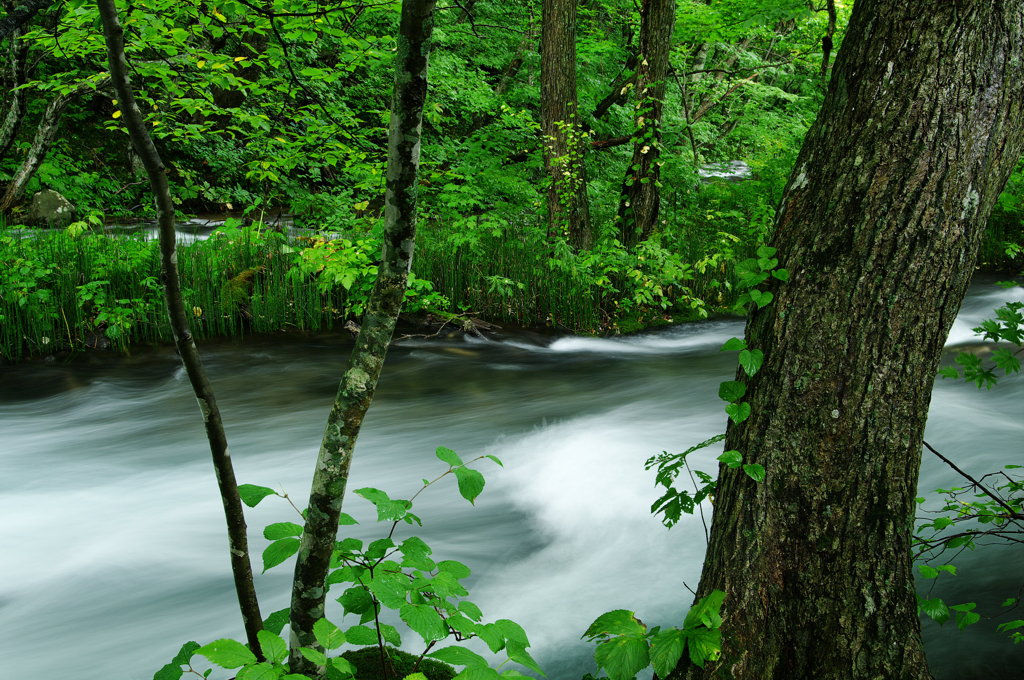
0 76 109 213
819 0 837 78
0 21 27 162
97 0 264 656
674 2 1024 679
617 0 675 246
287 1 436 675
541 0 591 249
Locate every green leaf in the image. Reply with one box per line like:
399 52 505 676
476 623 505 653
257 630 287 663
300 647 327 666
153 663 184 680
495 619 530 647
721 337 746 351
401 603 448 642
338 586 374 615
506 642 545 676
583 610 647 639
238 484 276 507
717 450 742 468
717 380 746 403
738 349 764 377
344 625 378 646
918 565 939 579
649 629 686 678
458 600 483 621
263 538 300 572
171 641 201 666
919 597 949 623
263 608 290 635
436 446 463 467
405 674 429 680
429 646 490 667
685 626 722 667
486 455 504 467
772 268 790 282
743 464 766 482
264 522 303 540
380 623 402 647
756 245 777 258
453 669 502 680
338 513 359 525
685 590 726 630
748 289 774 309
329 656 358 677
725 402 751 424
313 618 346 649
594 637 650 680
237 663 277 680
196 639 257 669
453 466 486 504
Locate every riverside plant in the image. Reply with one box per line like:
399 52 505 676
156 448 546 680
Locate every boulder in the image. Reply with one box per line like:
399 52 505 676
28 189 76 226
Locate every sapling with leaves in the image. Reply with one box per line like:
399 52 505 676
156 449 545 680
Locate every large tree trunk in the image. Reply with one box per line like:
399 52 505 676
540 0 591 249
675 2 1024 679
617 0 675 246
287 1 436 675
97 0 264 656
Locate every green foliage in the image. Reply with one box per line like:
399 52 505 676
163 451 538 680
582 591 726 680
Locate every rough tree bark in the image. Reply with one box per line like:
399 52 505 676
97 0 264 656
674 2 1024 679
617 0 675 246
541 0 591 249
0 17 27 162
287 0 436 675
0 76 110 213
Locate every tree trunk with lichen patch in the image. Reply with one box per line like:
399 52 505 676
617 0 675 246
541 0 591 249
673 2 1024 679
287 1 436 675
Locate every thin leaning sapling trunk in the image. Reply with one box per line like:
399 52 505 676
287 0 437 675
96 0 263 655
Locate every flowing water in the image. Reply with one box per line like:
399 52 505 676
1 280 1021 679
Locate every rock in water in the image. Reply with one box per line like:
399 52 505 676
29 190 76 226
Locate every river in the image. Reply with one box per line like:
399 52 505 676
1 279 1021 679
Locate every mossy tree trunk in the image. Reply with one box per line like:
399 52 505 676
287 0 436 675
541 0 591 249
96 0 264 656
674 2 1024 679
617 0 675 246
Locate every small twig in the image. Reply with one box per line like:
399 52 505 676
923 440 1023 520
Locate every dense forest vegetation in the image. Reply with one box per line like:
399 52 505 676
2 0 1020 360
1 1 1022 680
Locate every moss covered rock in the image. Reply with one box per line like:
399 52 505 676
341 646 456 680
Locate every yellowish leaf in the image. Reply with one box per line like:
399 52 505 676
213 10 226 21
234 56 247 62
112 111 122 119
197 60 206 68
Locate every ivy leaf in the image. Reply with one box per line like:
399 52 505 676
756 245 777 258
313 618 346 650
594 637 650 680
263 538 300 572
717 380 746 403
256 630 287 663
725 402 751 424
263 522 303 540
717 450 742 468
772 268 790 281
743 464 766 482
436 446 463 466
196 639 257 669
748 289 774 309
738 349 764 376
453 466 486 504
238 484 276 507
685 590 726 630
721 337 746 351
